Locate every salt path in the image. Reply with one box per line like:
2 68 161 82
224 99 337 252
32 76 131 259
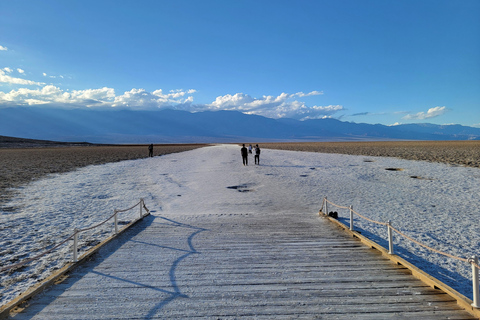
3 144 479 319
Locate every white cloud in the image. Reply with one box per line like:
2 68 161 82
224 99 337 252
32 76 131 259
204 91 339 120
0 86 195 109
42 72 63 78
0 85 116 107
0 69 44 86
403 106 448 120
0 85 335 120
209 93 255 110
0 45 7 51
17 68 25 74
293 91 324 98
3 67 13 73
113 88 195 109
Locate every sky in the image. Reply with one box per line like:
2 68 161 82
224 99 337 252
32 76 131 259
0 0 479 127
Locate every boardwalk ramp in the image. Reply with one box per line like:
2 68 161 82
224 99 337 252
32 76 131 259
5 210 476 319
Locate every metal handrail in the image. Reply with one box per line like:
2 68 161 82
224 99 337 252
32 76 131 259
320 196 479 308
1 199 150 273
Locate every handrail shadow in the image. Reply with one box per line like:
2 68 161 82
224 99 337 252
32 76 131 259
9 214 207 320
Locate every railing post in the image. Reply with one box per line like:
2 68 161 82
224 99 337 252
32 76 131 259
325 197 328 216
387 220 394 254
471 256 480 308
114 210 118 234
73 229 79 262
349 205 354 231
140 198 143 218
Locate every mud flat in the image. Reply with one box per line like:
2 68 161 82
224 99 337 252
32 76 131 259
0 144 207 206
262 140 480 168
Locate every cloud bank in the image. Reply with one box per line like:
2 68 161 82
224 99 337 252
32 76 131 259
202 91 342 120
0 57 339 120
0 80 342 120
403 106 448 120
0 86 197 109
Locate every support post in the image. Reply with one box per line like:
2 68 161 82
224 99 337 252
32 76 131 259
472 256 480 308
349 205 354 231
387 220 394 254
325 197 328 216
73 229 79 262
114 210 118 234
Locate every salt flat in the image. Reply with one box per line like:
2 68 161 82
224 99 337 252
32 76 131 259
4 144 476 319
1 144 480 313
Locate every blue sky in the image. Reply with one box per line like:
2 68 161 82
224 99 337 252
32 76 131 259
0 0 479 127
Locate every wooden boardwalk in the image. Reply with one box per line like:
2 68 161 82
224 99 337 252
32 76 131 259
6 210 476 319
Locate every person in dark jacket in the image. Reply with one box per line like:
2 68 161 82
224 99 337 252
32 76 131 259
148 144 154 157
254 144 261 165
241 144 248 166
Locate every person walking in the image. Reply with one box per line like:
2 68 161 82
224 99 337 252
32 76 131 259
248 144 253 154
241 144 248 166
148 144 154 157
254 144 261 165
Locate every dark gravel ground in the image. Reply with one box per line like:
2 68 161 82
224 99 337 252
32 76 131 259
261 140 480 168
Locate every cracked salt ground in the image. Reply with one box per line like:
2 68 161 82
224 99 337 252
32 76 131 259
1 144 480 309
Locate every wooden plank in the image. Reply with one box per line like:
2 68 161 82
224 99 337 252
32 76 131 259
4 211 477 319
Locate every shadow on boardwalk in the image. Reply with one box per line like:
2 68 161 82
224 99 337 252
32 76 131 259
140 216 207 318
7 211 477 319
8 214 207 320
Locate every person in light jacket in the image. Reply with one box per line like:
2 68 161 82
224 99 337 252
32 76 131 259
254 144 261 165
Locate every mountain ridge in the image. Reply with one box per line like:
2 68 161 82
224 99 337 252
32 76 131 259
0 107 478 143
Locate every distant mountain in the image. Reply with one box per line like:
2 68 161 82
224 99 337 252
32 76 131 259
0 107 479 143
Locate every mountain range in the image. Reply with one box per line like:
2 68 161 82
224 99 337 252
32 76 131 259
0 107 479 143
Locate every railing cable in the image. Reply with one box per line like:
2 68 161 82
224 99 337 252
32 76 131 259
321 196 480 307
0 199 149 273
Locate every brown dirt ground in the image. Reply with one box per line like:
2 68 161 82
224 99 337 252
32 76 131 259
261 140 480 168
0 144 207 206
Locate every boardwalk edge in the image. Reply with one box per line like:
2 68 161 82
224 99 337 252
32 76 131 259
0 213 150 319
319 211 480 319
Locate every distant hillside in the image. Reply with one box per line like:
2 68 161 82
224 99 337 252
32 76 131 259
0 135 93 148
0 107 479 143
